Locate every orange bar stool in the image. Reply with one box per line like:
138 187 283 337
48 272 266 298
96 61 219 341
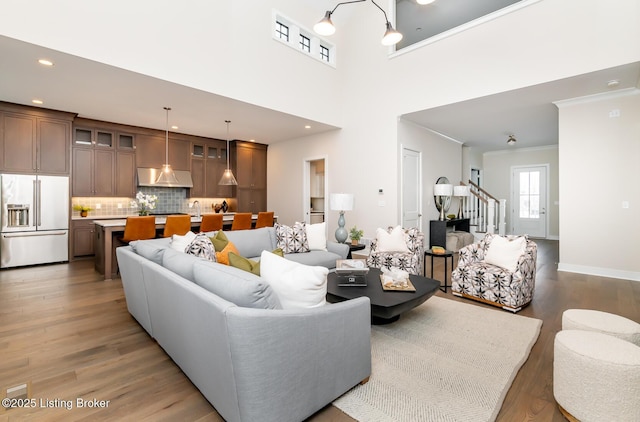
162 215 192 237
231 213 253 230
120 216 157 243
200 214 224 232
254 211 274 229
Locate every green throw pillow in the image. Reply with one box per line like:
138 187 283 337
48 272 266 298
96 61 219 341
228 248 285 276
210 230 229 252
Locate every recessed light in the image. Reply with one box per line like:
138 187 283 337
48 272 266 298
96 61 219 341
32 99 44 105
38 59 54 66
417 0 436 5
171 125 179 130
249 139 256 143
305 125 311 129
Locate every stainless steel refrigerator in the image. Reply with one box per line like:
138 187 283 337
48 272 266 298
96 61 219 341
1 174 69 268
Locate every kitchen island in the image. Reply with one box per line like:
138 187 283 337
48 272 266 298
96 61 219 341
95 213 273 280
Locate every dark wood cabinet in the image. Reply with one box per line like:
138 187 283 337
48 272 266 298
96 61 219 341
72 219 96 257
190 140 233 198
234 141 267 212
429 218 470 249
72 126 115 196
135 134 190 170
0 103 72 174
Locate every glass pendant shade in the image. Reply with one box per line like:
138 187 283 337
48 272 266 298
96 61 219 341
219 120 238 186
155 107 179 184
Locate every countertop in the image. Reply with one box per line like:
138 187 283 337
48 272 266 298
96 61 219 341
92 213 264 228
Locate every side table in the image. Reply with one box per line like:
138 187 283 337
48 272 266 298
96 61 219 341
347 243 366 259
424 249 454 293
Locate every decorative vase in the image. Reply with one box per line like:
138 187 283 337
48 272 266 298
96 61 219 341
214 204 222 213
222 200 228 213
351 239 359 246
80 210 88 218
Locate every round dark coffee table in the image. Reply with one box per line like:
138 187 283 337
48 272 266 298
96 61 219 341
327 267 440 324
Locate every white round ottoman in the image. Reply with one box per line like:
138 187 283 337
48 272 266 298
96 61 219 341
554 330 640 422
562 309 640 346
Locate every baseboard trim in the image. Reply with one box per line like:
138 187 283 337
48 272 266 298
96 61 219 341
558 263 640 282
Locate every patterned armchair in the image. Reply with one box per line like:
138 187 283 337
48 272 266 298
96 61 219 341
451 233 537 313
366 227 424 276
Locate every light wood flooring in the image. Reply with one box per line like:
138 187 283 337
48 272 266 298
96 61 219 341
1 240 638 421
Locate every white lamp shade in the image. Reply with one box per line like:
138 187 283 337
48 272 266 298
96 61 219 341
330 193 354 211
433 184 453 196
454 185 470 197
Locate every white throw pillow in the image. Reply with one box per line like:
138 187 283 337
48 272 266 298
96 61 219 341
306 222 327 251
170 231 197 252
376 226 409 253
259 250 328 309
484 235 527 272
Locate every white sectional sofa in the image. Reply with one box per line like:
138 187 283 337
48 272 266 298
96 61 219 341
115 228 371 422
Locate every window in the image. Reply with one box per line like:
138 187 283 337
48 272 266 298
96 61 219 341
518 171 540 219
272 10 336 68
320 45 330 62
299 34 310 53
275 21 289 42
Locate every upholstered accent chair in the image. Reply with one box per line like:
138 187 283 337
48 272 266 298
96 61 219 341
366 226 424 276
451 233 537 313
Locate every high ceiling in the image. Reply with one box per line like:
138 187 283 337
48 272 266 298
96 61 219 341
1 1 639 151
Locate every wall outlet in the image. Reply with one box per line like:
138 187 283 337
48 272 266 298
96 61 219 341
117 203 122 209
378 200 386 207
95 203 101 209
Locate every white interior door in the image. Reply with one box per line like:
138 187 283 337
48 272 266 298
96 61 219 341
511 165 548 237
402 148 421 229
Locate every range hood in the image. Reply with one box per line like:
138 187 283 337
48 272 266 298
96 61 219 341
137 168 193 188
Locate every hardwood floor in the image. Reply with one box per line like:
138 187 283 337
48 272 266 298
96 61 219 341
0 241 638 421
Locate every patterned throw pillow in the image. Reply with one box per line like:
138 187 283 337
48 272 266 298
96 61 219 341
275 222 310 254
185 233 216 262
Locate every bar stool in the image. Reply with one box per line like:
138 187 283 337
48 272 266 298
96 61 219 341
254 211 274 229
231 213 253 230
162 215 192 237
119 216 157 243
200 214 224 232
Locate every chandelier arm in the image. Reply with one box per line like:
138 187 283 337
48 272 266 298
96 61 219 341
369 0 390 23
331 0 367 14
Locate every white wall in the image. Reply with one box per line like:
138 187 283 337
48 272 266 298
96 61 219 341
557 89 640 280
482 146 559 238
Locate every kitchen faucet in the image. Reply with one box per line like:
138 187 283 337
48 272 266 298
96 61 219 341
192 200 201 218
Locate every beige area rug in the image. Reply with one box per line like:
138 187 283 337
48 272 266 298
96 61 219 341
333 296 542 422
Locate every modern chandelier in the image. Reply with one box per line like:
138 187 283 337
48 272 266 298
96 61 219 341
314 0 404 46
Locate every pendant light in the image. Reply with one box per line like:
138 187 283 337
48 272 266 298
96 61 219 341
219 120 238 185
155 106 179 184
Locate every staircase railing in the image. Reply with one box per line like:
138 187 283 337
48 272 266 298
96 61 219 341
460 180 506 235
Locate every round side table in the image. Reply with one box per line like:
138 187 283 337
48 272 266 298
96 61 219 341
424 249 454 292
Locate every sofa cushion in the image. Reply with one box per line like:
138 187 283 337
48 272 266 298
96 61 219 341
260 250 328 309
306 222 327 251
284 250 340 269
275 222 310 253
224 227 276 259
130 237 171 264
192 261 282 309
376 226 409 253
163 247 205 281
210 230 229 252
186 233 216 262
170 231 197 252
484 235 527 272
216 241 240 265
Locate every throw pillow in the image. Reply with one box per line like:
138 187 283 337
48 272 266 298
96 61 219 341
185 233 216 262
306 222 327 251
209 230 229 252
376 226 409 253
228 248 285 276
275 222 310 253
216 241 239 265
484 235 527 272
259 250 328 309
170 231 197 252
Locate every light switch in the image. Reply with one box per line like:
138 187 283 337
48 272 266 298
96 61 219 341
378 200 386 207
622 201 629 209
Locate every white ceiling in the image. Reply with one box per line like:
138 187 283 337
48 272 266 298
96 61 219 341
2 4 639 152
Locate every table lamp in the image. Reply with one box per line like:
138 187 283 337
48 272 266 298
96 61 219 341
330 193 354 243
433 183 453 221
453 185 470 219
